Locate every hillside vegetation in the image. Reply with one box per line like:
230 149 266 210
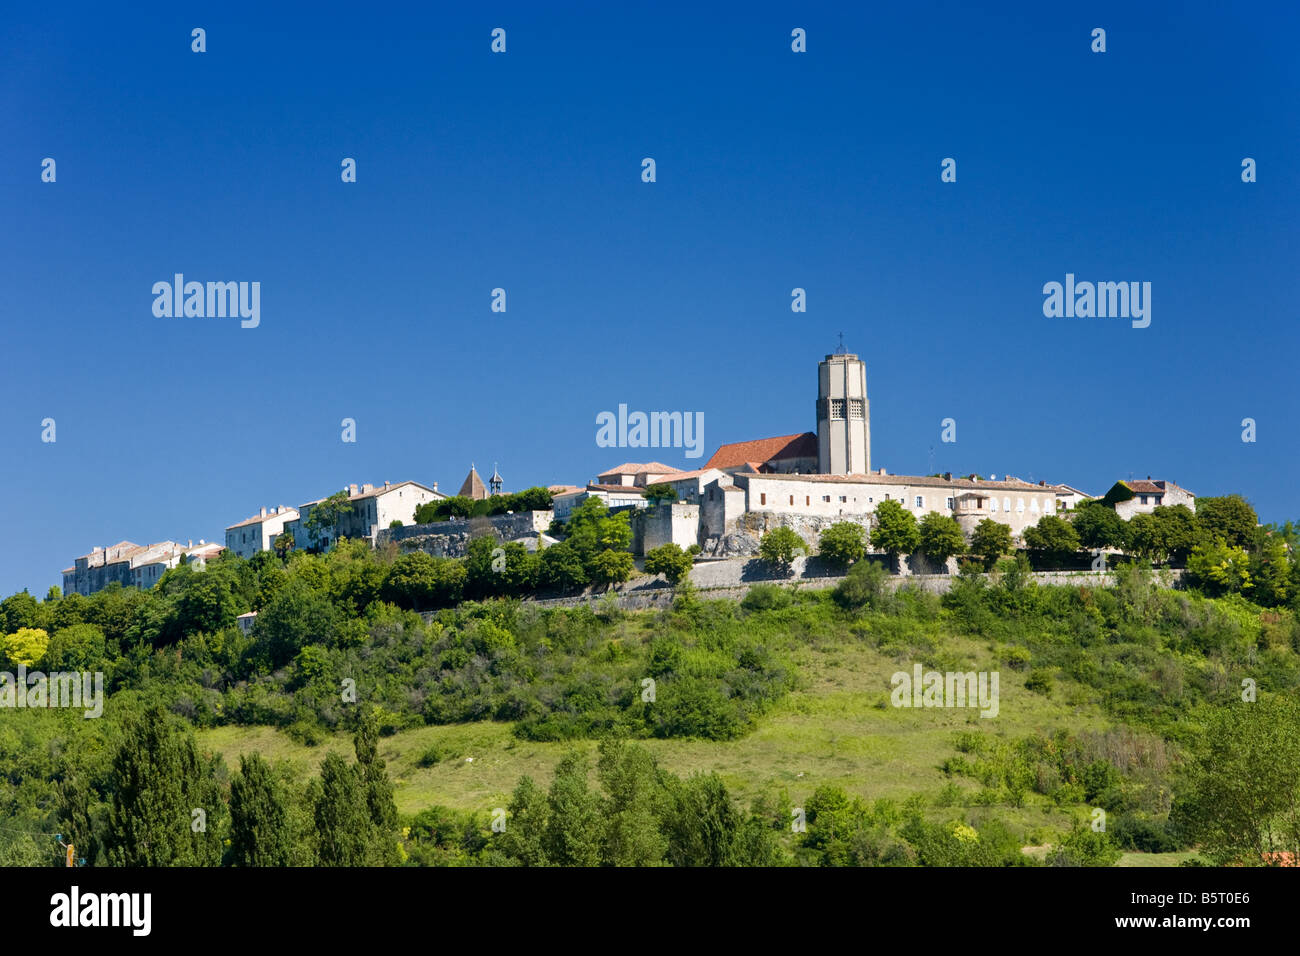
2 539 1299 866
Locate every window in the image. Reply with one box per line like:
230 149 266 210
1155 495 1163 505
1030 498 1039 513
1003 497 1011 512
839 495 847 503
805 496 810 506
830 398 845 419
915 496 924 508
990 498 998 513
946 497 954 510
1140 495 1148 505
789 495 794 506
1016 498 1025 513
822 495 830 502
849 398 865 419
760 493 766 505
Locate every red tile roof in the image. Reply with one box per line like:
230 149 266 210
704 432 818 470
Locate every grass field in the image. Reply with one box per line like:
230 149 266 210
197 622 1192 863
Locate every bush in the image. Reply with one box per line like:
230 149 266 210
1025 669 1054 696
741 584 793 612
833 560 892 611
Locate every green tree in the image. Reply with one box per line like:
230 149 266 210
273 529 295 558
105 706 225 866
465 537 537 598
758 526 806 575
1173 697 1300 865
591 548 635 588
539 540 589 592
498 776 551 866
154 561 244 642
1251 537 1292 606
968 518 1013 569
1071 500 1128 551
42 623 105 670
382 552 465 609
1 627 49 667
917 512 965 566
544 751 606 866
817 522 867 569
354 706 400 865
1186 541 1254 596
303 491 354 549
597 738 667 866
662 772 742 867
1022 515 1081 560
1128 504 1198 564
0 591 42 633
313 752 371 866
254 576 338 669
644 543 694 585
871 500 920 563
1195 495 1259 550
228 753 295 866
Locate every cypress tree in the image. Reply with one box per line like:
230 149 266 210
105 705 224 866
229 753 294 866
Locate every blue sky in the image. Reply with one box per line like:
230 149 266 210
2 1 1296 596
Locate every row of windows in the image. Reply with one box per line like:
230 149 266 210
755 489 1055 516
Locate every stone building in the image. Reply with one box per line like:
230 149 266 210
287 480 445 550
1109 478 1195 519
704 433 818 476
224 505 299 559
62 539 226 596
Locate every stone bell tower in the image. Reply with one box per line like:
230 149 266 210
816 346 870 475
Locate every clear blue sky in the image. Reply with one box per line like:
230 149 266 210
2 1 1296 596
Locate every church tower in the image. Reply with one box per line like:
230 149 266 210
816 349 870 474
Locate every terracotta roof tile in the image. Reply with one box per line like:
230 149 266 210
704 433 818 470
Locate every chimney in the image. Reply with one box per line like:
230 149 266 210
943 472 952 481
1039 480 1046 486
383 481 391 490
260 506 267 517
431 481 437 491
350 483 359 495
188 539 193 548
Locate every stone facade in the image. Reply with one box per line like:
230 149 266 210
1111 479 1195 520
225 505 298 559
377 510 551 558
288 480 444 549
633 503 700 553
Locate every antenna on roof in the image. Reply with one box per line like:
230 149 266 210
835 331 847 355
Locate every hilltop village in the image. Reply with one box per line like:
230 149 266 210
60 351 1194 597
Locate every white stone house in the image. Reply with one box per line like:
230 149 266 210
287 481 445 550
1110 479 1195 519
225 506 299 559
